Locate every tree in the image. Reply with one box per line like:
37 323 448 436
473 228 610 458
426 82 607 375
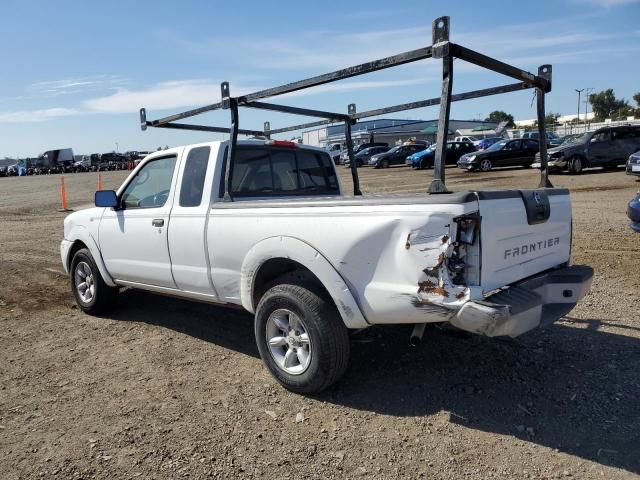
545 112 560 126
485 110 515 128
633 92 640 117
588 89 630 121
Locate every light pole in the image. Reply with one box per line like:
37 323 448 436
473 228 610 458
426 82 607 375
115 142 119 153
575 89 584 132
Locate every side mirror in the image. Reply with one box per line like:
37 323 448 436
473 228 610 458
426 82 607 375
95 190 118 208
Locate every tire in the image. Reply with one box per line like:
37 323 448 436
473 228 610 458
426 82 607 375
381 159 390 169
479 159 492 172
70 248 118 314
255 283 349 394
419 159 428 170
568 156 583 174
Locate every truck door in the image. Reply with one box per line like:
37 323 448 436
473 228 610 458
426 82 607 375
98 153 180 288
167 145 218 296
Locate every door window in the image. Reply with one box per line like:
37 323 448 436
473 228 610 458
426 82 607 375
121 156 177 209
179 147 210 207
591 131 611 143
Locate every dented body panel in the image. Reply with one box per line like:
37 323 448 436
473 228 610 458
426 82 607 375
210 197 477 325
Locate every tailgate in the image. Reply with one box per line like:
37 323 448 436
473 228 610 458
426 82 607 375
478 189 571 292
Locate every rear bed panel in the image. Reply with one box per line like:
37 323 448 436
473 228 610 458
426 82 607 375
478 189 572 292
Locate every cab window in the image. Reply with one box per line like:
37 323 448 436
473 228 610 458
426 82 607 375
227 147 339 197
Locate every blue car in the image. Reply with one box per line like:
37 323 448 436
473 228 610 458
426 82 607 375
628 192 640 233
406 145 436 169
406 141 476 169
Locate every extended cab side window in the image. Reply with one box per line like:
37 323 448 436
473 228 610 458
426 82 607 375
179 147 210 207
121 156 177 209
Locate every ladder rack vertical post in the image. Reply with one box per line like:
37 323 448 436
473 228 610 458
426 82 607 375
345 103 361 196
536 65 553 188
429 16 452 194
221 82 238 202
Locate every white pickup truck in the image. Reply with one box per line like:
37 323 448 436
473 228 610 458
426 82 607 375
61 139 593 393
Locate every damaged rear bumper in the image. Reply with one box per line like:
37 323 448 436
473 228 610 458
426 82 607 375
450 265 593 337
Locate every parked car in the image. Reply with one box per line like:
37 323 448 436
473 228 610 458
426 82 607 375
458 139 539 172
60 139 593 393
475 137 503 150
369 144 425 168
344 146 389 167
628 192 640 232
533 125 640 174
407 142 476 169
340 142 389 163
625 151 640 177
454 135 479 144
522 131 559 146
326 143 343 164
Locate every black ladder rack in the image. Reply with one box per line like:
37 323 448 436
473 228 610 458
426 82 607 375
140 16 553 200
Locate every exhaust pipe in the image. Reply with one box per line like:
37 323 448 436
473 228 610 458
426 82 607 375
410 323 427 346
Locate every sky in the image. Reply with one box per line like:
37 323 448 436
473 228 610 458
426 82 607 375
0 0 639 157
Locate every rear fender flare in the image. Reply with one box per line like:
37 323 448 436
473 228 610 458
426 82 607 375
65 226 117 287
240 236 368 329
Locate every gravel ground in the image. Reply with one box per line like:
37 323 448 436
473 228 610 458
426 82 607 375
1 165 639 479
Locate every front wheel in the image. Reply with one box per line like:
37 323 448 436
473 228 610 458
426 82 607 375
255 283 350 394
568 156 583 174
381 159 390 168
479 159 493 171
70 248 119 314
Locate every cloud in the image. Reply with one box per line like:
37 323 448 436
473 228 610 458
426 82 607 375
572 0 640 7
0 108 81 123
29 75 127 97
83 80 240 114
170 15 619 74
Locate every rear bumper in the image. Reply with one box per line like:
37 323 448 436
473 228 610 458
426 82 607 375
450 265 593 338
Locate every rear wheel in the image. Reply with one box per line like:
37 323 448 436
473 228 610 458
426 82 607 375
568 156 583 174
255 283 349 394
479 159 493 172
70 248 118 314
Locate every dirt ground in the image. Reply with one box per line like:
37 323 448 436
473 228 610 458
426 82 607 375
1 164 639 479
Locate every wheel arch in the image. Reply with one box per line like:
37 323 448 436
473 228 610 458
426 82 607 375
65 227 117 287
240 236 368 329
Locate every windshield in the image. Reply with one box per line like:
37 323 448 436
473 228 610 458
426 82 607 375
386 146 401 154
486 140 508 152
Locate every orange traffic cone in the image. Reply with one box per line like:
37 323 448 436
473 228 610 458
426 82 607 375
98 173 103 190
58 176 72 212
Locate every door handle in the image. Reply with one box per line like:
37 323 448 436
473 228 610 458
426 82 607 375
152 219 164 227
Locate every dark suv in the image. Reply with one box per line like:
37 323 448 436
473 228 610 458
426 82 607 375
535 125 640 174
